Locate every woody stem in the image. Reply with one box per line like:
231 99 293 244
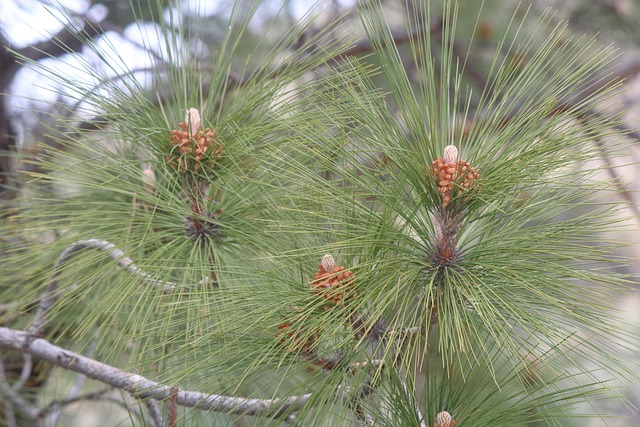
432 210 461 270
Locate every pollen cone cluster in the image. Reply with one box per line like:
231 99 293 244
276 318 318 352
167 108 223 173
428 411 456 427
311 254 356 306
430 145 480 207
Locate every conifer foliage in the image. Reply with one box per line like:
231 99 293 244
0 1 637 426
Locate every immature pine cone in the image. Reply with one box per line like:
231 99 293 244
427 411 456 427
430 145 480 207
311 254 356 306
276 318 318 352
167 108 223 173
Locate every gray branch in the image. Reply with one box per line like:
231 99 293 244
0 326 314 418
40 390 154 427
144 398 164 427
5 239 385 423
28 239 205 338
0 359 40 420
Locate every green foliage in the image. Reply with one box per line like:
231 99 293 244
1 0 637 426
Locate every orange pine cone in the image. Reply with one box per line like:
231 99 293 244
430 150 480 207
276 319 318 352
310 254 356 307
167 109 223 173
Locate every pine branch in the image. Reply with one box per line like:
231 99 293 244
144 398 164 427
27 239 210 338
38 389 161 427
168 386 178 427
0 326 309 415
42 340 95 426
0 359 39 420
0 326 369 420
3 1 636 425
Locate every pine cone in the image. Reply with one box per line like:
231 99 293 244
276 318 318 352
167 109 223 173
430 146 480 207
428 411 456 427
310 254 356 307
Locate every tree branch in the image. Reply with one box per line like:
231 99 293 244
27 239 207 338
0 326 388 423
12 239 391 423
0 359 39 420
10 353 32 392
0 326 314 418
43 339 94 426
38 389 158 427
144 398 164 427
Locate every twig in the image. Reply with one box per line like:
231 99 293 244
39 390 150 425
0 302 21 325
39 389 110 417
19 239 205 401
0 359 40 421
27 239 205 338
0 326 384 422
42 390 149 427
44 339 96 426
1 326 312 417
144 398 163 427
11 353 32 391
168 385 179 427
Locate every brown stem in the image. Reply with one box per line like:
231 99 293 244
168 386 179 427
432 210 462 269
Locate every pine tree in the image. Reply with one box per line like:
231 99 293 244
1 1 637 426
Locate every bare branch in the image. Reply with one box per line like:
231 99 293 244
43 339 96 426
168 385 179 427
0 302 22 325
27 239 207 338
10 353 32 391
0 326 386 422
39 390 151 426
0 326 314 418
0 359 40 421
144 398 163 427
39 389 110 417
